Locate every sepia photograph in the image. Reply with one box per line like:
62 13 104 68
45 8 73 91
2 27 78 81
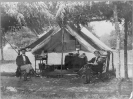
0 1 133 99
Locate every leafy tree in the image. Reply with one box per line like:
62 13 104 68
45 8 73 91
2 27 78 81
1 2 55 34
5 27 37 48
113 1 132 79
86 23 100 39
100 34 111 47
0 2 54 60
102 29 132 50
109 30 117 49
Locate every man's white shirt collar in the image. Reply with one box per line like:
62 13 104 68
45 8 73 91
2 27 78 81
22 54 26 61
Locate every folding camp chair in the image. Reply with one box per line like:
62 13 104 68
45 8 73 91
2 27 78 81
19 64 35 81
78 55 109 84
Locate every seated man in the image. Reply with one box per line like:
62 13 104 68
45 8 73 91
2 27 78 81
85 50 104 73
82 53 88 64
16 48 33 80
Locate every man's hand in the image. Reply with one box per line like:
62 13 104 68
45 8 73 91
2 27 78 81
17 66 21 71
87 61 93 64
87 62 97 65
93 63 98 65
88 63 98 65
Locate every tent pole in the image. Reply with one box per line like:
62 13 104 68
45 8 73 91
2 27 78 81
61 26 64 77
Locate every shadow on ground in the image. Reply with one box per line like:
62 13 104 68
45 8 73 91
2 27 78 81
1 74 132 99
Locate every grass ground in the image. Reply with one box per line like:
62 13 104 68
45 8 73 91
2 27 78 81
0 49 133 99
1 75 132 99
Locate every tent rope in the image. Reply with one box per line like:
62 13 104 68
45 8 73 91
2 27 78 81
3 37 18 54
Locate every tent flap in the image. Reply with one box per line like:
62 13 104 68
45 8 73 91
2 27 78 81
27 24 113 55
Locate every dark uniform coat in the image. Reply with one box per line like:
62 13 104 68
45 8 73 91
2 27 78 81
16 55 31 67
88 56 104 73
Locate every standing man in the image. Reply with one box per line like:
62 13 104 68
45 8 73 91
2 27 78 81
16 48 33 80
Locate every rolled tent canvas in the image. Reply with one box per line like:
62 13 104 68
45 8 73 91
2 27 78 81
81 25 114 52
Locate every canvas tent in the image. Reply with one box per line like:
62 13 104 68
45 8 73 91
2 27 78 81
26 23 115 73
26 23 113 54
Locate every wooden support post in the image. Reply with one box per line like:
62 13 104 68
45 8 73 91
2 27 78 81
111 52 115 75
124 19 128 79
106 51 110 72
35 55 36 73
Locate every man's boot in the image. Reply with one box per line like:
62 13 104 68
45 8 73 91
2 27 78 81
24 72 27 81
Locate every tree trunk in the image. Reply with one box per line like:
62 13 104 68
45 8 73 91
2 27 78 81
129 3 133 99
114 5 121 78
132 4 133 50
131 4 133 97
114 5 122 97
124 19 128 79
3 33 6 46
0 3 4 61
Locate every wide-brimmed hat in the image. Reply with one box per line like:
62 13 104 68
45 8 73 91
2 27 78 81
94 50 100 54
20 48 26 51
